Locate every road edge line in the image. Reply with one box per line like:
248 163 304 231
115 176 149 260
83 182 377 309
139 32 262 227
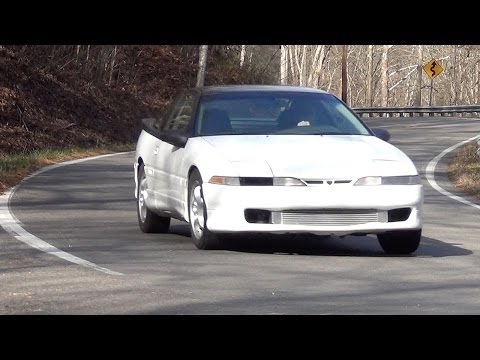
0 152 132 276
426 135 480 210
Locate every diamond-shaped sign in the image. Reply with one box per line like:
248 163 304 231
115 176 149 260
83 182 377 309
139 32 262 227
423 58 444 80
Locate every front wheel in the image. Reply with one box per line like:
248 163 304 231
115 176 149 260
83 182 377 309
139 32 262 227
188 170 220 250
377 229 421 255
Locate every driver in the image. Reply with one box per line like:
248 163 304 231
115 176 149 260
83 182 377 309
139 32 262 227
278 100 316 129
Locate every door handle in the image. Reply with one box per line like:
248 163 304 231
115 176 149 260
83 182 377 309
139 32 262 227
154 146 159 155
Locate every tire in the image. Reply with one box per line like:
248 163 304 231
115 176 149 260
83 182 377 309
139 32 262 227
377 229 421 255
137 163 170 233
188 169 220 250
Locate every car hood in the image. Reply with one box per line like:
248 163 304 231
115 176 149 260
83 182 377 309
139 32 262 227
201 135 418 179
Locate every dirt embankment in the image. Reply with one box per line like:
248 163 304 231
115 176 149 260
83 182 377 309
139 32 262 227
0 45 198 154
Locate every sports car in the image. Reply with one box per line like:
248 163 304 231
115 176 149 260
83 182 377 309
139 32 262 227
134 85 423 254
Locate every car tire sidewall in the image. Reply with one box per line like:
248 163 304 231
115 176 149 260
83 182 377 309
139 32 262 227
188 170 219 250
137 163 148 231
377 229 421 255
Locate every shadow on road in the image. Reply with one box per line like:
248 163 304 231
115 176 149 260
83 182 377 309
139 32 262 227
169 224 471 258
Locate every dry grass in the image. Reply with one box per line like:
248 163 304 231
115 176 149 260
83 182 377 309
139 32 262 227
0 144 134 194
448 142 480 199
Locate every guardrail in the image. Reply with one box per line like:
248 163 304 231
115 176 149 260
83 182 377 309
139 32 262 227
353 105 480 118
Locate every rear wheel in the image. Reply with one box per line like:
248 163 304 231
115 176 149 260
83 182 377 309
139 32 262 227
137 163 170 233
377 229 421 255
188 170 220 250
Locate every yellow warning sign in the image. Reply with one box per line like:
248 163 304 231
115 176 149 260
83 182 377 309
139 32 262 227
423 58 444 80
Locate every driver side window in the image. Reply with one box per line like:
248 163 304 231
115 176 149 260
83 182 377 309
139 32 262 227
162 92 195 133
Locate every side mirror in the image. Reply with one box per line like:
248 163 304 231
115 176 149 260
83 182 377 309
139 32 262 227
371 128 391 142
141 118 188 148
159 132 189 148
142 117 158 132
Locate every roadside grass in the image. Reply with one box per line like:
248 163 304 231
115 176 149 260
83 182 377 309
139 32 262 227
448 141 480 199
0 144 134 194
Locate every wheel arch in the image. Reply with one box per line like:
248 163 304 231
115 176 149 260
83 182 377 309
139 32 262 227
134 156 145 199
185 165 201 220
188 165 200 181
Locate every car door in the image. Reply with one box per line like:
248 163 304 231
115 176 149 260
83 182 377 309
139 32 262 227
154 91 196 218
143 100 176 202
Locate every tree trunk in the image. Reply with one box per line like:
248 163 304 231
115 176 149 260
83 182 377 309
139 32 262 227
301 45 307 86
341 45 348 103
366 45 373 107
294 46 301 84
405 74 412 105
108 45 117 86
240 45 246 67
96 47 105 82
280 45 288 84
380 45 391 107
414 45 423 106
476 62 479 104
307 45 329 87
196 45 208 87
75 45 81 63
288 45 296 83
458 59 463 104
451 45 458 105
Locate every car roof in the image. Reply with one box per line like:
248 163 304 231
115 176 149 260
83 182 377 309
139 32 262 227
196 85 330 95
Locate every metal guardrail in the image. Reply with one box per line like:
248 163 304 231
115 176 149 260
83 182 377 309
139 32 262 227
353 105 480 118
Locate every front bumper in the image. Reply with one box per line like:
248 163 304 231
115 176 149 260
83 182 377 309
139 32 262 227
202 183 423 235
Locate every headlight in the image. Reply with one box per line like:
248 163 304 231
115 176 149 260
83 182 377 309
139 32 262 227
353 176 382 186
354 175 421 186
208 176 306 186
273 177 306 186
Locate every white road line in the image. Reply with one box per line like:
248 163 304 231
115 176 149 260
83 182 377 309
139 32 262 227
0 152 131 276
426 135 480 210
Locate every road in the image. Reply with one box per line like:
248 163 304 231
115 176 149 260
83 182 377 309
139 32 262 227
1 116 480 314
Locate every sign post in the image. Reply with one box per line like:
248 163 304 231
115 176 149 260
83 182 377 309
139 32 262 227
423 58 444 106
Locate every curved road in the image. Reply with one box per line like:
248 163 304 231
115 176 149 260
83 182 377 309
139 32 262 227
1 116 480 314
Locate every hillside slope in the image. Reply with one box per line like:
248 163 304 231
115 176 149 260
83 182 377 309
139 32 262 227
0 46 200 154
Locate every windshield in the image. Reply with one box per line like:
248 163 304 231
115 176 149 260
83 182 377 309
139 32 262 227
195 91 371 136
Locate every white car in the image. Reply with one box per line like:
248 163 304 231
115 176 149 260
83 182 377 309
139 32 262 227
134 85 423 254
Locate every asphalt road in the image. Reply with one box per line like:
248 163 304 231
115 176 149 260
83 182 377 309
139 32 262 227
1 116 480 314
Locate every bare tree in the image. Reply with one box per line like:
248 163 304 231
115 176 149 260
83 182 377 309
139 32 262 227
341 45 348 103
285 45 330 87
108 45 117 86
75 45 81 63
414 45 423 106
196 45 208 87
240 45 246 67
280 45 288 84
380 45 393 107
366 45 373 106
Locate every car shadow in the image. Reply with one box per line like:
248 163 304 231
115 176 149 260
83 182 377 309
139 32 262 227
169 224 472 258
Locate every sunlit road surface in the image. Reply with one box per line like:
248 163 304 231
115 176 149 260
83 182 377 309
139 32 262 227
1 116 480 314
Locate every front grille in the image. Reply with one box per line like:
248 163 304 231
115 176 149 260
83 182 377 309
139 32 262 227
304 180 352 185
280 209 379 226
